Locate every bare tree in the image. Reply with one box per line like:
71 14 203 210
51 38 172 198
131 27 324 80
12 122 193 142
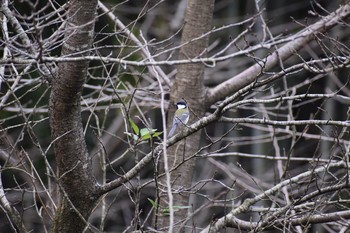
0 0 350 232
49 0 99 232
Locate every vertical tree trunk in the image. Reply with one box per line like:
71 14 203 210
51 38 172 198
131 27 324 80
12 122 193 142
156 0 215 231
49 0 98 232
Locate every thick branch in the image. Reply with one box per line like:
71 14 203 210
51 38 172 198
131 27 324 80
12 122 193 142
207 3 350 104
220 117 350 127
202 209 350 231
200 160 347 232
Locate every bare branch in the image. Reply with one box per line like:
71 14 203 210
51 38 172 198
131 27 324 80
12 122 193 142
207 3 350 104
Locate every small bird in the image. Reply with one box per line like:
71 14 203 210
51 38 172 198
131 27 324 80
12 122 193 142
168 100 190 138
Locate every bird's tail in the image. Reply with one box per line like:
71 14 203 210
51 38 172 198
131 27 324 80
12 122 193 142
168 125 176 138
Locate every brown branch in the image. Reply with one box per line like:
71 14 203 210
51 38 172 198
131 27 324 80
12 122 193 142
220 117 350 127
0 165 27 233
200 160 348 232
207 3 350 104
203 209 350 231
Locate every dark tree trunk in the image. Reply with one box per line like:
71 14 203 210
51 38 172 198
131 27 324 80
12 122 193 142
156 0 215 231
49 0 98 232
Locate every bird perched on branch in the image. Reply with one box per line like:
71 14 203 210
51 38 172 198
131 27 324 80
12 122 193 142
168 100 189 138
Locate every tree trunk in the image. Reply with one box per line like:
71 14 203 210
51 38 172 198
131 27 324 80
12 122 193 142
49 0 98 232
156 0 215 231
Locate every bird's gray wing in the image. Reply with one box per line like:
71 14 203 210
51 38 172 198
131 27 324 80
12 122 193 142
174 113 189 124
168 113 189 138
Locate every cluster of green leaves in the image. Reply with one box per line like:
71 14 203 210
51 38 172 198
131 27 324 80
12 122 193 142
126 119 163 142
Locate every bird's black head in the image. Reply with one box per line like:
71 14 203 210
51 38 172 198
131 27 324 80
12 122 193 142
176 100 187 109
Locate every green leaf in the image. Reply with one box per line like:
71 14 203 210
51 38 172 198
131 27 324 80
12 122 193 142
162 205 191 215
148 198 158 208
140 128 151 140
140 128 149 136
140 128 160 140
147 198 191 216
129 118 139 135
152 131 163 138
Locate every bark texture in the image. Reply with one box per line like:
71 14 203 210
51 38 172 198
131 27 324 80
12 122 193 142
156 0 215 231
49 0 98 232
